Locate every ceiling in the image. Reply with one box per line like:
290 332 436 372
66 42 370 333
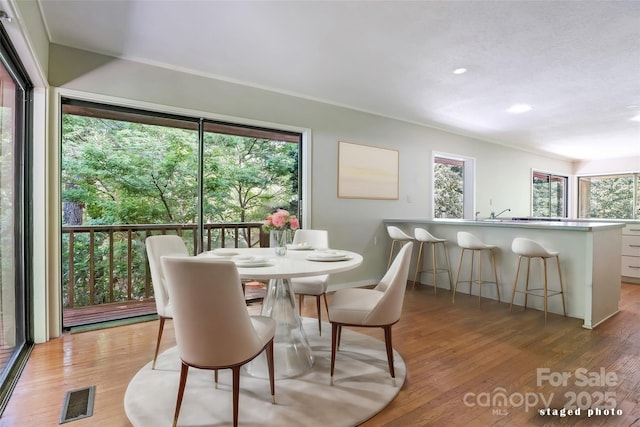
36 0 640 161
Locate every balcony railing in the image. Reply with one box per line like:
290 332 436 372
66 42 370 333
61 222 268 312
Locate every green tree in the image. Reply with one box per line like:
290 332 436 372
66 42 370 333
61 114 299 308
582 176 634 219
434 162 463 218
203 134 298 223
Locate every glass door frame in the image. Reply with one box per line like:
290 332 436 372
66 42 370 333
0 23 33 413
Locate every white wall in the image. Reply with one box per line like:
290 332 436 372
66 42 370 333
574 156 640 175
7 5 577 338
47 44 573 285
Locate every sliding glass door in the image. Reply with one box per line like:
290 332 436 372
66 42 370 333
0 26 32 411
60 100 302 327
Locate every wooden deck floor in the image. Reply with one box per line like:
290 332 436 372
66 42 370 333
62 281 267 328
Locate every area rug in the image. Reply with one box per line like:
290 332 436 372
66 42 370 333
124 318 406 426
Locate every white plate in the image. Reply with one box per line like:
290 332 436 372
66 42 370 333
233 254 263 262
234 260 273 268
306 255 350 262
306 251 350 262
286 243 314 250
202 249 240 259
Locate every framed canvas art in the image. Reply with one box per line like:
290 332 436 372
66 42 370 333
337 141 399 200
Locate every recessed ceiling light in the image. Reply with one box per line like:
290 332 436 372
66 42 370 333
452 68 467 75
506 104 532 114
630 114 640 122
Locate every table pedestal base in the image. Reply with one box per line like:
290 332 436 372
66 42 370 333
246 278 314 379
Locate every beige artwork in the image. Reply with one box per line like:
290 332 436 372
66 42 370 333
338 141 399 200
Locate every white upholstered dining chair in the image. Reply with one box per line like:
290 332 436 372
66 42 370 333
328 242 413 385
145 234 189 369
290 229 330 335
161 256 276 427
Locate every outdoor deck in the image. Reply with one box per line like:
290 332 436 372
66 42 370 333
62 281 268 328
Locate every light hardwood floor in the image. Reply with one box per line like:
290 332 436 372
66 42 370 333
1 282 639 426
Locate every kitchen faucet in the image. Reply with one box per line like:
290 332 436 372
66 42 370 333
490 208 511 219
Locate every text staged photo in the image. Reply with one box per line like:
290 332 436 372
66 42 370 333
539 407 623 418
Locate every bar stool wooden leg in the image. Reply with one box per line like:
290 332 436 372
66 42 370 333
387 240 397 270
510 255 523 312
511 253 566 322
556 255 567 316
476 249 482 303
524 257 531 309
490 249 500 302
543 257 549 322
452 248 466 303
413 241 425 289
469 249 475 295
431 242 438 295
441 241 453 291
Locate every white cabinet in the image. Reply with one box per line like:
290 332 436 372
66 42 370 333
621 224 640 280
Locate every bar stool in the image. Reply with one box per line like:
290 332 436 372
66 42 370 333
413 227 452 294
386 226 413 269
509 237 567 322
453 231 500 304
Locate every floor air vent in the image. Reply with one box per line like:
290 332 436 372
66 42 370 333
59 385 95 424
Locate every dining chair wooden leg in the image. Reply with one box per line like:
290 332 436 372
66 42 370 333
152 316 166 369
214 369 218 388
383 325 395 379
298 294 304 316
330 323 339 385
232 366 241 427
266 340 275 404
172 362 188 427
316 295 322 335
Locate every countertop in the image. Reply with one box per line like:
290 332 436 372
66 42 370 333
384 218 626 231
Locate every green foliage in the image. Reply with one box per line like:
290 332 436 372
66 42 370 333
532 175 567 218
61 114 299 307
434 162 463 218
579 175 635 219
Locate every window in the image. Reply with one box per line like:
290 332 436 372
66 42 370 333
578 173 639 219
433 154 474 219
532 171 568 218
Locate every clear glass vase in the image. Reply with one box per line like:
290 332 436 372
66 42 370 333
270 229 290 256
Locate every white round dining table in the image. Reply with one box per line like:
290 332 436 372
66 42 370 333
199 247 363 379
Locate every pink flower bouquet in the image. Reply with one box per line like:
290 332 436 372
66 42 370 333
263 209 300 232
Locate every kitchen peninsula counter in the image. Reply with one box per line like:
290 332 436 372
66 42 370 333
384 218 625 328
